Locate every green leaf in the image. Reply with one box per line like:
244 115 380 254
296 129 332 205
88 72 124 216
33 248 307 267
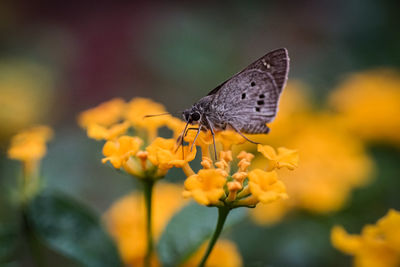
26 190 122 267
158 202 247 266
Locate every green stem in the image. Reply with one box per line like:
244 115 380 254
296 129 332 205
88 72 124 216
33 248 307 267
198 207 230 267
22 210 45 267
143 179 155 267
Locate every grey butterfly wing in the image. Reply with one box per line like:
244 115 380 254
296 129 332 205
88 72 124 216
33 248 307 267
209 48 289 134
207 48 289 96
211 70 280 133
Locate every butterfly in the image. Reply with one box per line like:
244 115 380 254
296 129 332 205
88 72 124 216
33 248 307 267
179 48 290 159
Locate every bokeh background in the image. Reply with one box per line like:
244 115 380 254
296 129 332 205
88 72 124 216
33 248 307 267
1 1 400 266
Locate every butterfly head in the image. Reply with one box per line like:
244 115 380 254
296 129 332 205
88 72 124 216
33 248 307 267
183 108 201 125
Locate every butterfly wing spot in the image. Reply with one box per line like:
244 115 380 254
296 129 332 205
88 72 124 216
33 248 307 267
259 94 265 98
262 59 271 69
251 81 256 86
255 107 261 112
241 93 246 99
257 100 264 105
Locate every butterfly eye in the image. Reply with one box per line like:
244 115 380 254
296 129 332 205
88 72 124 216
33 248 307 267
191 112 201 121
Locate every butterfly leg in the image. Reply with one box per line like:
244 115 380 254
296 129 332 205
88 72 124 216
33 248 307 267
205 117 218 160
184 127 200 137
229 124 260 145
175 121 191 158
190 125 202 152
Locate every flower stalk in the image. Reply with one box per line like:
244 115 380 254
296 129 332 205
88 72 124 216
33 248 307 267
142 179 155 267
198 206 230 267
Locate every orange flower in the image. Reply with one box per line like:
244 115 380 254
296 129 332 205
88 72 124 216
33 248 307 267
183 169 227 206
102 136 143 169
329 69 400 145
78 98 126 128
125 98 172 141
247 169 288 204
331 209 400 267
257 145 299 170
146 137 197 171
7 125 53 163
7 125 54 200
87 121 131 141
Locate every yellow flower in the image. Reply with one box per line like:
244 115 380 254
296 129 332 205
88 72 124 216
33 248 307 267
257 144 299 170
329 69 400 146
87 121 131 141
7 125 53 200
166 117 188 139
102 136 143 169
78 98 126 129
215 131 246 151
104 183 242 267
247 169 288 204
184 129 246 156
7 125 53 163
125 98 172 141
146 137 197 171
184 129 214 157
331 209 400 267
183 169 227 206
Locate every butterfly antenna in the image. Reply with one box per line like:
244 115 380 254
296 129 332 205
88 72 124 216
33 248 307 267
143 112 171 118
144 110 183 118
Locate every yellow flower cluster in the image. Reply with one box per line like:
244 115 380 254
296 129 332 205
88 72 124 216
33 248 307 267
78 97 184 142
247 82 373 224
7 125 53 175
329 69 400 146
182 128 298 207
104 183 242 267
78 97 193 179
331 209 400 267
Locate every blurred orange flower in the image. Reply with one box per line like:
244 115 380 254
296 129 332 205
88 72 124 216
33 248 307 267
7 125 53 171
7 125 53 201
329 69 400 146
249 83 373 224
331 209 400 267
78 98 126 129
125 97 173 141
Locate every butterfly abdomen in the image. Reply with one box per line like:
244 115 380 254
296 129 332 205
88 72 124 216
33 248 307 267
240 123 270 134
